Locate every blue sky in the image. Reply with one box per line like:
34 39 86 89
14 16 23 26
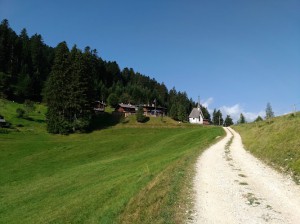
1 0 299 121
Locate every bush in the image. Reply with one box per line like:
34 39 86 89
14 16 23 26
107 93 119 108
16 108 26 118
0 128 10 134
136 106 146 123
24 99 35 114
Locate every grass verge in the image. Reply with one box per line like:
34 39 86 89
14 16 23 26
233 112 300 184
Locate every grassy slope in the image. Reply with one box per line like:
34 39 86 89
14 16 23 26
0 99 224 223
233 113 300 184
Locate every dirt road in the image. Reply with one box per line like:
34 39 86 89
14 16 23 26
191 127 300 224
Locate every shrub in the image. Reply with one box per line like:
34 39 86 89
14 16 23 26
24 100 35 114
136 106 146 123
16 108 26 118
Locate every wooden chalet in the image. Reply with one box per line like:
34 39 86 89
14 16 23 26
141 104 166 117
115 103 137 117
93 101 106 113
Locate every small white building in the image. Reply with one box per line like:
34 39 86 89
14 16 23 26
189 104 204 124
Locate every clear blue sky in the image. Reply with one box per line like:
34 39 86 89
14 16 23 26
1 0 299 121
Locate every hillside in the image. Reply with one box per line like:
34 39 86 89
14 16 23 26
233 113 300 184
0 99 224 223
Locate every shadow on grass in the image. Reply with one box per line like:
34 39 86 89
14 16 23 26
24 117 45 123
137 117 150 123
90 112 124 130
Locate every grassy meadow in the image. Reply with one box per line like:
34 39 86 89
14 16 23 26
233 112 300 184
0 99 224 223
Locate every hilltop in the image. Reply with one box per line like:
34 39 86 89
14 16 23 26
233 113 300 184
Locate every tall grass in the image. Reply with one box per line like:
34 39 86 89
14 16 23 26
0 99 224 223
233 113 300 184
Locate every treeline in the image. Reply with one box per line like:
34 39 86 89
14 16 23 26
0 19 211 133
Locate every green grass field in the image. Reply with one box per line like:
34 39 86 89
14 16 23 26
233 113 300 184
0 99 224 223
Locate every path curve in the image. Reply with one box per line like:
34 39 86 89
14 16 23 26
191 127 300 224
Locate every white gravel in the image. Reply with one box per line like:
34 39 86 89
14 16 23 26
190 127 300 224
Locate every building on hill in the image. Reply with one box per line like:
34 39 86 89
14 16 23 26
189 104 204 124
115 103 137 117
0 115 7 127
93 101 106 113
141 104 166 117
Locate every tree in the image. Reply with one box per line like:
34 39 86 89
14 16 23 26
16 108 25 118
44 42 72 134
177 105 187 122
238 113 246 124
201 106 211 123
265 102 274 120
169 104 178 120
254 116 263 122
212 109 223 125
24 99 35 114
136 105 146 123
107 93 119 108
224 115 233 127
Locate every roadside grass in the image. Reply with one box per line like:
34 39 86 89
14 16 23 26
233 112 300 184
0 99 225 223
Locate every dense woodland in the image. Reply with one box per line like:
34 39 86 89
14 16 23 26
0 19 212 133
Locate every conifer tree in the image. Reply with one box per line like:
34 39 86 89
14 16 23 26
254 116 263 122
136 105 146 122
265 102 274 120
238 113 246 124
44 42 71 134
224 115 234 127
177 104 187 122
213 109 223 125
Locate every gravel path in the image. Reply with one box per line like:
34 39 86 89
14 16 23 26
191 127 300 224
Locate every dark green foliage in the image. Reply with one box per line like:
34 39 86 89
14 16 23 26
238 113 246 124
254 116 263 122
0 20 53 101
136 106 146 123
201 106 211 122
177 105 187 122
1 19 203 130
16 108 25 118
44 43 94 134
24 99 35 114
224 115 234 127
169 104 178 120
107 93 119 108
212 109 224 125
265 102 274 119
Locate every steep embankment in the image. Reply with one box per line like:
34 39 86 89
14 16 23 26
233 113 300 184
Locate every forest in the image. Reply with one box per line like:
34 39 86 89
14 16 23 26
0 19 211 133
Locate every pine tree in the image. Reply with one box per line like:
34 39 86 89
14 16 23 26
169 104 178 120
68 46 93 131
213 109 223 125
44 42 71 134
254 116 263 122
201 106 211 122
136 105 146 122
238 113 246 124
224 115 233 127
265 102 274 120
177 104 187 122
